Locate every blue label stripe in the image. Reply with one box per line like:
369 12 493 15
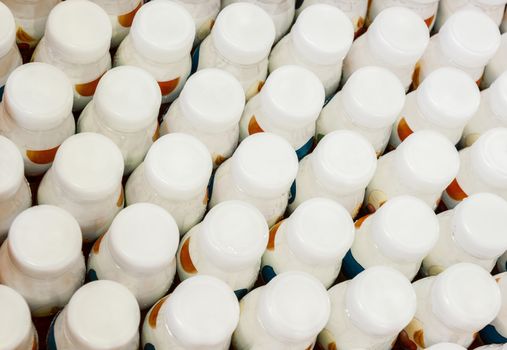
342 250 365 279
144 343 156 350
191 44 201 74
234 288 248 300
261 265 277 284
288 180 296 205
296 137 314 160
0 85 4 102
480 324 507 344
46 313 59 350
87 268 98 282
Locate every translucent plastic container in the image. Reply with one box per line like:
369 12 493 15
367 0 439 29
171 0 221 47
0 2 22 102
434 0 507 32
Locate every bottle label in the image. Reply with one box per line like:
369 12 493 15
288 180 296 205
342 249 365 279
179 236 198 274
118 1 142 28
191 44 201 74
26 145 60 165
396 318 426 350
479 324 507 344
158 77 180 97
441 178 468 210
261 221 283 283
75 75 103 98
46 312 60 350
316 329 337 350
0 85 4 102
296 137 314 160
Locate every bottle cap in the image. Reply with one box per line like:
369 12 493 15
53 133 124 201
0 136 24 200
259 65 324 130
4 63 73 131
431 263 501 332
94 66 161 133
371 196 439 262
8 205 82 278
198 200 268 270
164 276 239 348
211 2 275 65
488 71 507 122
416 67 480 129
286 198 354 265
108 203 179 274
439 9 500 68
66 281 140 350
0 285 32 350
452 193 507 259
342 66 405 129
144 133 212 200
89 0 139 16
311 130 377 194
45 0 112 64
426 343 466 350
470 128 507 189
345 266 416 337
231 133 298 198
291 4 353 65
258 272 330 343
178 68 245 133
130 0 195 63
0 2 15 58
394 130 459 193
367 7 429 66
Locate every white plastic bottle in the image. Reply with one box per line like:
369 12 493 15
160 68 245 168
480 272 507 344
37 133 125 242
399 263 501 349
367 0 439 29
365 130 460 213
344 196 439 281
2 0 59 61
142 276 239 350
195 2 275 100
114 0 195 104
434 0 507 32
176 200 268 299
318 266 416 350
295 0 369 38
482 33 507 89
221 0 295 43
0 205 85 317
316 66 405 156
0 285 38 350
423 193 507 276
476 345 507 350
426 344 467 350
389 67 481 149
261 198 354 288
125 133 212 234
0 136 31 243
210 132 298 227
171 0 221 47
0 2 21 101
268 4 354 98
462 72 507 147
414 9 501 89
288 130 377 217
232 271 330 350
87 203 180 309
89 0 142 48
47 280 140 350
342 6 429 92
239 65 324 160
0 62 74 176
32 0 112 111
441 128 507 210
77 66 161 175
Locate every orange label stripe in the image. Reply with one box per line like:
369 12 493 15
267 221 283 250
118 1 142 28
397 117 414 142
26 145 59 164
248 116 264 135
180 237 197 273
75 75 103 97
148 295 168 328
16 27 35 44
92 235 104 254
354 214 370 229
424 15 435 28
158 77 180 96
445 178 468 201
117 188 124 208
